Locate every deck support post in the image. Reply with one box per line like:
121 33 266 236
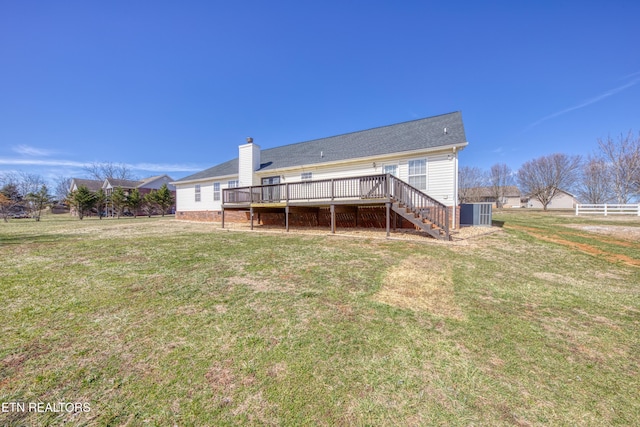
285 206 289 232
330 204 336 234
221 207 225 229
250 207 254 230
385 202 390 237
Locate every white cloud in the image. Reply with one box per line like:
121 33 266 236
0 157 203 173
525 74 640 132
12 145 55 157
129 162 203 172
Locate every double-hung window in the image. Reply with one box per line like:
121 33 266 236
301 172 313 181
213 183 220 201
195 184 201 202
408 159 427 190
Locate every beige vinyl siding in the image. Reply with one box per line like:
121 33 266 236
176 148 458 211
426 154 455 206
176 182 217 211
255 150 456 206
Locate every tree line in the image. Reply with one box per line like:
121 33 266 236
0 162 174 221
69 184 173 220
459 131 640 209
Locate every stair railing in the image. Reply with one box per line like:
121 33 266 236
388 175 450 238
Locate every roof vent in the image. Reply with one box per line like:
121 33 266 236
443 127 448 135
246 137 253 143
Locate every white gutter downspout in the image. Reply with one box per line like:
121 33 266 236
452 146 458 230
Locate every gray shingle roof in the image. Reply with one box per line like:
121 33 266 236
70 178 103 192
176 111 467 183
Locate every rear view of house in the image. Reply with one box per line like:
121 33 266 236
173 112 468 239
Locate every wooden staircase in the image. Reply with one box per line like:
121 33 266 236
391 202 449 240
389 176 451 241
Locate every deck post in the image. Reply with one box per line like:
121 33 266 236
330 204 336 234
221 207 225 229
285 206 289 232
385 202 390 237
250 207 254 230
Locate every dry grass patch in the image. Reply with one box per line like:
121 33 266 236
374 256 464 320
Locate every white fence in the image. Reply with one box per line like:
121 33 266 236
575 204 640 216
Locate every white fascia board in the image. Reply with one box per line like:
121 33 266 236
171 174 238 186
257 142 469 175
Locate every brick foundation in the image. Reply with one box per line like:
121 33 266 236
176 210 250 222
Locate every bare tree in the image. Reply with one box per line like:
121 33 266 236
25 185 53 221
518 153 582 210
0 171 46 200
53 176 72 203
83 162 136 182
597 131 640 203
577 156 613 204
458 166 487 203
489 163 514 208
15 172 46 199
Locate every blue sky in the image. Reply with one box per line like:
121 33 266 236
1 1 639 186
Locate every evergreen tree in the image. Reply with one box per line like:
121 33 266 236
141 191 157 217
154 184 174 216
110 187 127 218
127 188 142 218
69 186 96 220
94 188 108 219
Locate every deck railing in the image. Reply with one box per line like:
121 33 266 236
223 173 450 235
223 174 390 204
389 175 450 233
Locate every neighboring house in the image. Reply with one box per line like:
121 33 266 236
525 189 580 209
69 175 176 216
461 186 521 208
173 111 469 239
69 178 103 193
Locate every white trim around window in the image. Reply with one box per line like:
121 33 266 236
408 158 427 191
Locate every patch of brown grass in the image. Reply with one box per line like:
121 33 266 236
374 256 464 320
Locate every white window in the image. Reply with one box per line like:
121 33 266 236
301 172 313 181
408 159 427 190
213 183 220 201
383 165 398 176
195 184 201 202
228 180 239 188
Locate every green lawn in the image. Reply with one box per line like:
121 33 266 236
1 213 638 426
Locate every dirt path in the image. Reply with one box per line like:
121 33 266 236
504 223 640 268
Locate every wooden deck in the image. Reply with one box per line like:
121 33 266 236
222 174 451 240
